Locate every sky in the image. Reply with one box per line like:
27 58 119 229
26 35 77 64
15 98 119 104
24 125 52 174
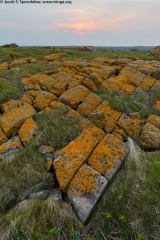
0 0 160 46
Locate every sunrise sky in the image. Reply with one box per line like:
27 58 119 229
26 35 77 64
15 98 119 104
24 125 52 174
0 0 160 46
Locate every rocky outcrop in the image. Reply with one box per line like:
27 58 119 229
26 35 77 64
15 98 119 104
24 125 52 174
0 54 160 223
0 104 36 137
1 43 19 48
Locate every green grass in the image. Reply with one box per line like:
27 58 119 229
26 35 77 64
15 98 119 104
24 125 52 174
0 78 23 103
1 141 159 239
0 47 154 62
35 107 81 151
96 90 160 118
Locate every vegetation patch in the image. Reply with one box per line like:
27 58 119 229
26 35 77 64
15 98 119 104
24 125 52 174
0 79 22 103
35 107 82 151
96 90 160 118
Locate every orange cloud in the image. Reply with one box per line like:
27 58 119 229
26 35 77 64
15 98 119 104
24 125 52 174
56 22 105 35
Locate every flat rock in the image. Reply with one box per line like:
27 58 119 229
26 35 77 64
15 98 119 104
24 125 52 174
147 115 160 128
59 85 90 109
0 128 8 146
33 91 57 111
117 114 145 140
0 104 37 138
18 118 39 144
77 93 102 118
0 136 23 161
0 99 23 113
87 134 129 180
53 130 99 191
67 164 108 223
138 123 160 150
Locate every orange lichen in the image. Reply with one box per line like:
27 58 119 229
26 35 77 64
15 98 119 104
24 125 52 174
33 91 57 111
0 99 23 113
67 164 100 194
0 104 37 137
53 130 99 191
20 93 34 105
59 85 90 109
18 118 39 144
147 115 160 128
77 93 102 118
0 128 7 146
87 134 129 175
0 62 8 70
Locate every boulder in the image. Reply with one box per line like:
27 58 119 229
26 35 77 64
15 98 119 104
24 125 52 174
152 46 160 54
87 134 129 180
10 58 36 68
53 130 99 191
147 115 160 128
77 93 102 118
138 123 160 150
0 99 23 113
0 62 8 70
154 101 160 111
0 128 8 146
33 91 57 111
67 164 108 223
0 104 37 137
59 85 90 109
117 114 145 140
18 118 39 144
0 136 23 161
40 53 68 61
1 43 19 48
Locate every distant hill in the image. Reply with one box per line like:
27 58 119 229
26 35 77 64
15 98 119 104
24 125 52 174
20 46 155 51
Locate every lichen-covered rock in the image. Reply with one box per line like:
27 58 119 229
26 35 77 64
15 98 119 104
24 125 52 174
121 84 135 94
87 134 129 179
10 58 36 68
138 123 160 150
77 93 102 118
0 99 23 113
0 104 37 137
0 136 23 160
18 118 39 144
53 130 99 191
49 101 65 110
59 85 90 109
128 71 145 87
0 62 8 70
147 115 160 128
0 128 8 146
67 164 108 223
117 114 145 140
33 91 57 111
104 116 117 133
23 74 50 91
40 53 68 61
155 101 160 111
82 78 98 92
20 93 34 105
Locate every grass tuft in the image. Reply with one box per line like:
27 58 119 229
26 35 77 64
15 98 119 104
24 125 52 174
35 107 82 151
96 90 160 118
0 79 22 103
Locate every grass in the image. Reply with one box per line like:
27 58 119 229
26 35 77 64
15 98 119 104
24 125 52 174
0 78 23 103
0 47 155 62
96 90 160 118
0 145 159 239
35 107 81 151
